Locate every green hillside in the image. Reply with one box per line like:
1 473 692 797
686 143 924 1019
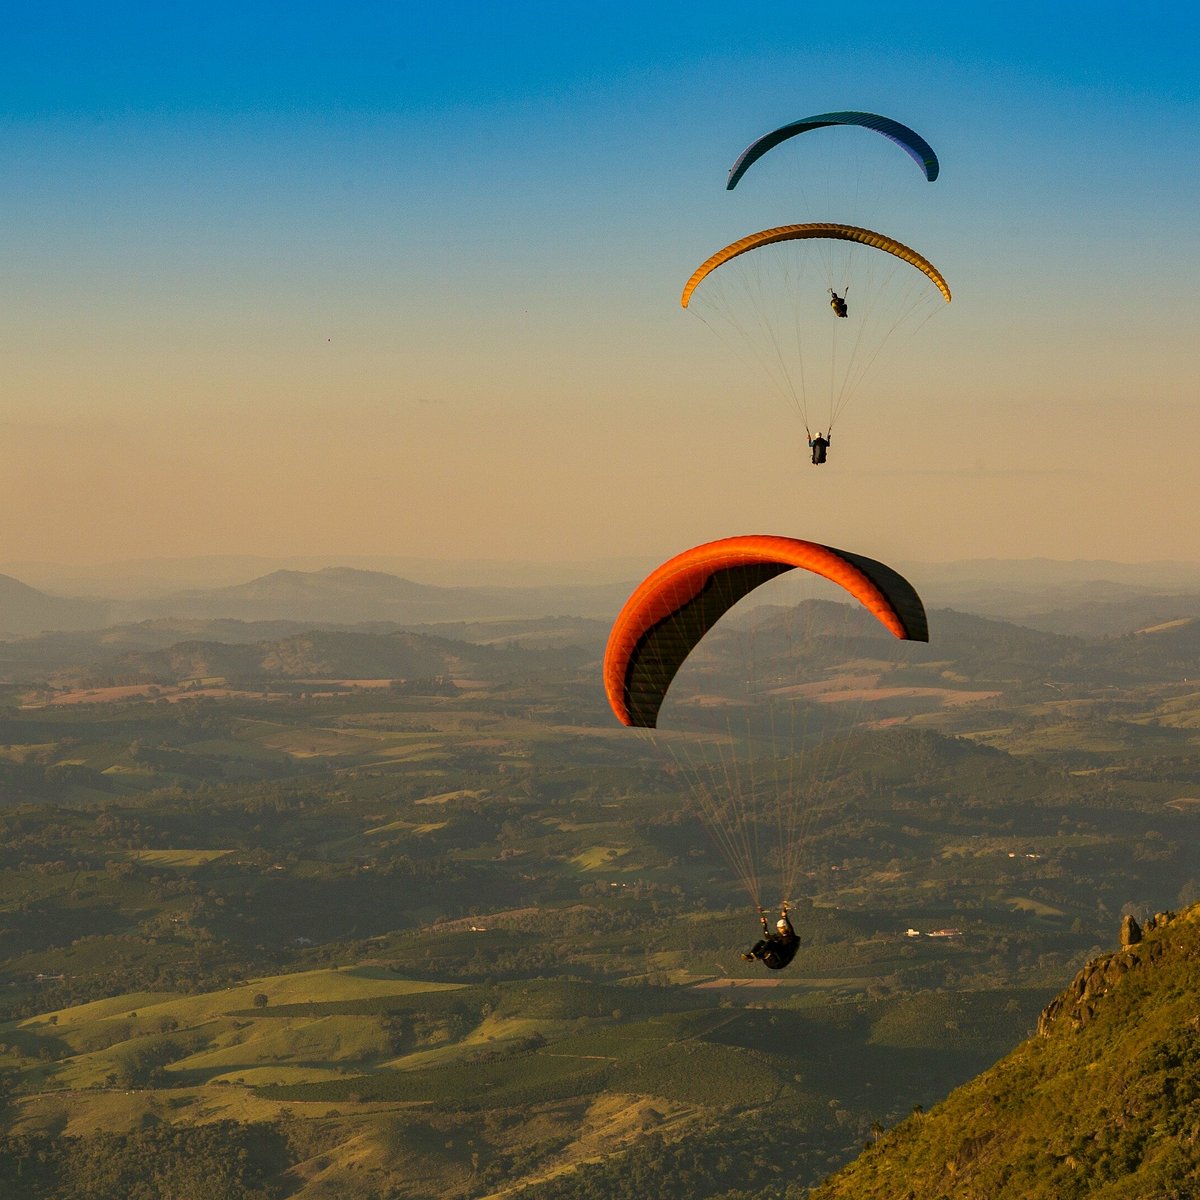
809 906 1200 1199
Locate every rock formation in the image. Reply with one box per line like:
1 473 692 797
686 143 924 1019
1038 910 1173 1036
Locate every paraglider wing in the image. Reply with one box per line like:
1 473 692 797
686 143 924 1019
604 535 928 729
681 224 952 309
727 111 939 190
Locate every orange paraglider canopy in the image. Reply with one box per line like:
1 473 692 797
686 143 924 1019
604 535 927 729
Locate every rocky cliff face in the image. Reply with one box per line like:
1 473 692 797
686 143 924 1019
1036 910 1175 1038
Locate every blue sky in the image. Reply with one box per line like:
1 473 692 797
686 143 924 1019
6 5 1193 117
2 3 1197 567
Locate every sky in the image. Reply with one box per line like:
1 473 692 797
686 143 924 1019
2 1 1198 575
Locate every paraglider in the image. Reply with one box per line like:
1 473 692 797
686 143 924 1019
609 535 926 964
726 110 939 191
603 107 945 965
681 223 951 442
605 535 927 729
690 107 947 452
743 907 799 970
604 535 928 965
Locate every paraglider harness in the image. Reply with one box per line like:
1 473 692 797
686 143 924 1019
807 428 830 465
742 905 799 971
829 287 849 318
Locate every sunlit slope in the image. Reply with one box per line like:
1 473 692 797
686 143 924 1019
5 968 462 1090
4 959 1044 1198
809 907 1200 1199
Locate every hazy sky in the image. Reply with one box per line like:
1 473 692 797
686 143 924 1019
3 2 1197 571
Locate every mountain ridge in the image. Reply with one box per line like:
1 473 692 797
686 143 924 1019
9 559 1200 638
809 905 1200 1199
0 566 630 631
0 574 110 637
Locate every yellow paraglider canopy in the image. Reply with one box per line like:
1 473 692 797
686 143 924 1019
682 222 952 309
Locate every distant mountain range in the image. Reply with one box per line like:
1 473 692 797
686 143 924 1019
0 574 110 637
6 559 1200 641
0 566 629 636
8 553 1200 597
911 556 1200 589
0 553 656 597
151 567 618 624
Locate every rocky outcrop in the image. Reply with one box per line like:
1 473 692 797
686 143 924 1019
1038 910 1176 1037
1120 913 1142 947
